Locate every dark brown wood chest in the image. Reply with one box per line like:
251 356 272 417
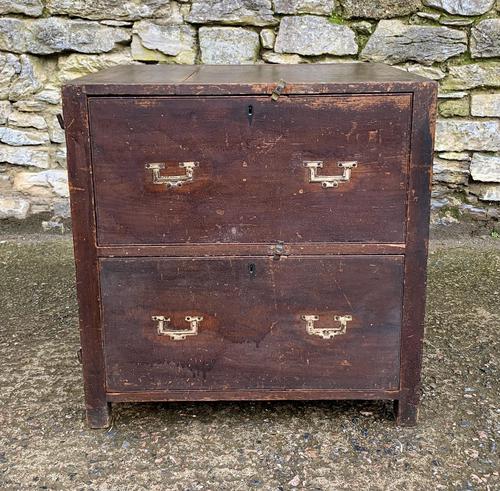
62 64 437 428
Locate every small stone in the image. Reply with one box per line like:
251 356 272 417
360 20 466 65
416 12 441 20
289 475 301 487
0 100 11 123
0 17 131 55
435 118 500 151
470 153 500 182
351 21 374 34
341 0 421 18
273 0 335 15
8 110 47 129
199 27 260 64
58 50 133 82
423 0 494 15
8 54 49 101
0 144 49 167
188 0 277 27
0 53 20 100
262 51 304 63
469 183 500 201
442 63 500 90
438 152 471 160
42 217 65 233
438 90 468 99
433 156 470 184
46 114 65 144
275 16 357 56
0 194 30 219
53 198 70 218
439 17 474 26
34 88 61 105
439 98 469 117
131 35 169 62
402 64 446 80
133 21 196 63
14 169 68 197
100 20 133 27
0 127 49 146
46 0 172 21
471 94 500 117
12 100 46 112
471 19 500 58
54 146 67 167
260 28 275 49
0 0 43 16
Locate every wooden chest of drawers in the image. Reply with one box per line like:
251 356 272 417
62 64 437 428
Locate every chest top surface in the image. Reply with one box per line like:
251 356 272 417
64 63 434 96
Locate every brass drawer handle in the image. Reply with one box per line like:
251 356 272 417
145 161 199 188
302 314 352 340
153 315 203 340
304 161 357 188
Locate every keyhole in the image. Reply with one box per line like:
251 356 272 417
247 105 254 124
248 263 256 276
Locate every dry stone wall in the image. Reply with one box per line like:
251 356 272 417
0 0 499 227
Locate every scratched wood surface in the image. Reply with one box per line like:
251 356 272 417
100 256 403 392
62 64 437 427
89 94 411 245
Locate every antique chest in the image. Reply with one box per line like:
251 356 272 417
62 64 437 428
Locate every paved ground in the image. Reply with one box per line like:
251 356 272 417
0 230 499 490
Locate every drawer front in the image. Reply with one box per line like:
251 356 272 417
89 95 411 245
100 256 403 392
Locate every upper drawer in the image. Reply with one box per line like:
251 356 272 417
89 95 411 246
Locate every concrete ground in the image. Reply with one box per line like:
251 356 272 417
0 224 499 490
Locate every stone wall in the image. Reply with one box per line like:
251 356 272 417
0 0 499 227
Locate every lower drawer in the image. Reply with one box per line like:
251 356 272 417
100 256 403 393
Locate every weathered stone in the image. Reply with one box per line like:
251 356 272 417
262 51 305 63
275 16 357 56
423 0 494 15
416 11 441 20
471 19 500 59
439 17 474 26
438 98 469 117
14 169 69 198
260 28 275 49
432 157 469 184
12 100 46 112
351 21 374 34
470 183 500 201
8 111 47 130
0 0 42 16
442 63 500 90
341 0 421 19
0 127 49 146
199 27 260 64
34 87 61 105
402 64 446 80
46 114 65 144
438 152 471 160
189 0 277 26
0 194 30 219
0 101 11 124
54 146 66 167
8 55 48 101
360 20 466 65
100 20 133 27
435 118 500 152
133 21 196 63
438 90 468 99
470 153 500 182
273 0 335 15
471 94 500 117
46 0 171 21
58 51 133 82
0 17 131 55
0 53 20 100
0 173 11 189
131 36 170 62
0 144 49 168
52 198 70 218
